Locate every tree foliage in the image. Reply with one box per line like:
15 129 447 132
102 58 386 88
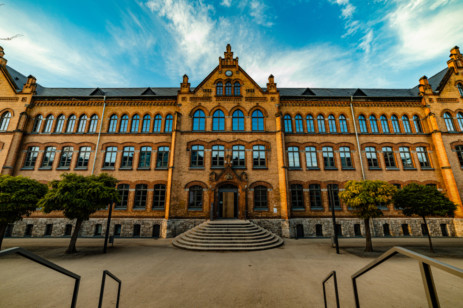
0 175 47 249
339 180 397 252
394 183 456 252
39 173 119 253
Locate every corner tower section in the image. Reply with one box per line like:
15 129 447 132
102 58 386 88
169 44 288 237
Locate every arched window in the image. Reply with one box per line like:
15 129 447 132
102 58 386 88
188 185 203 209
192 110 205 131
66 115 76 133
225 82 232 96
88 114 98 133
254 186 268 210
32 115 43 133
458 83 463 96
131 115 140 133
77 115 87 133
142 114 151 132
295 114 304 133
43 115 54 133
413 115 423 133
55 115 65 133
108 115 118 133
232 110 245 131
402 115 411 133
380 115 389 133
216 82 223 96
306 115 315 133
234 82 241 96
328 114 336 133
369 115 378 133
444 112 455 131
284 114 292 133
457 113 463 131
119 114 129 133
0 111 11 131
391 115 401 133
339 115 348 133
252 110 264 131
317 115 326 133
358 115 367 133
165 114 173 132
153 114 163 132
213 110 225 131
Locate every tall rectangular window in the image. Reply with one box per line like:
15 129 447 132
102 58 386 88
382 147 396 168
290 184 304 210
365 147 379 168
328 184 341 210
134 184 147 209
339 147 352 168
211 145 225 167
456 145 463 167
253 186 268 210
116 184 129 209
76 146 91 168
416 147 431 168
252 145 266 168
188 186 203 210
121 146 135 168
309 184 322 209
156 147 169 168
305 147 318 169
58 146 73 168
24 146 39 168
138 146 152 168
287 147 300 168
399 147 414 168
103 146 117 168
322 146 335 168
232 145 246 168
153 184 166 209
41 146 56 168
190 145 204 167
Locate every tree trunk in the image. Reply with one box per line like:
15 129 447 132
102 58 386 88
364 218 373 252
423 216 434 253
0 223 7 251
66 219 83 254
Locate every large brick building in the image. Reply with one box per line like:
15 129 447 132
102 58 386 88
1 45 463 239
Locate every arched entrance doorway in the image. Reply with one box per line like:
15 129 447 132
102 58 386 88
217 184 238 219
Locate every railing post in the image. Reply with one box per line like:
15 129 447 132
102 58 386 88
333 271 340 308
98 271 107 308
352 277 360 308
419 262 440 308
322 271 340 308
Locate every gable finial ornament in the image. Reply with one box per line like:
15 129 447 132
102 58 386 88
219 44 238 70
418 75 433 96
180 74 191 94
267 74 278 93
448 46 463 72
0 46 7 67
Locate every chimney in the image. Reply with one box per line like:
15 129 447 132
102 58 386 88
447 46 463 73
418 76 433 96
179 74 190 94
0 46 7 67
22 75 37 94
266 74 278 93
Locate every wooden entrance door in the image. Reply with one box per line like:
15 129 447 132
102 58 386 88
223 192 235 218
217 184 238 219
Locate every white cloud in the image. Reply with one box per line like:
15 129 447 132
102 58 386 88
359 29 374 54
221 0 232 7
248 0 274 27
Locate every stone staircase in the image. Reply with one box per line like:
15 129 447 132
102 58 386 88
172 220 284 251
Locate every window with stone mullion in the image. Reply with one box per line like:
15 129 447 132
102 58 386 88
121 146 135 168
399 147 414 168
191 145 204 167
133 184 147 209
41 147 56 168
252 145 266 168
339 147 352 168
309 184 322 209
305 147 318 168
24 146 39 168
188 186 203 209
212 145 225 167
156 147 169 168
382 147 396 168
116 184 129 209
138 146 152 168
232 145 246 167
152 184 166 209
290 184 304 210
59 147 74 168
365 147 379 168
287 146 300 168
77 147 91 168
416 147 431 168
104 147 118 168
322 147 335 168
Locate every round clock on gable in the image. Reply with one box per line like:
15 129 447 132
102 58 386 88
225 70 233 77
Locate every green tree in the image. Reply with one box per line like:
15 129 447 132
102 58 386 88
0 175 47 250
39 173 119 254
394 183 456 253
339 180 397 252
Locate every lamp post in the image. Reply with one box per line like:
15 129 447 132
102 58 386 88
329 187 340 254
103 201 114 254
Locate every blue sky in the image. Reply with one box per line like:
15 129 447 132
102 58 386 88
0 0 462 89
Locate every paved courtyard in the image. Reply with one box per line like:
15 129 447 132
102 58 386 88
1 237 463 307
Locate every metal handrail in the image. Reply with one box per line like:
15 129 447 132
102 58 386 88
322 271 340 308
351 246 463 308
98 270 122 308
0 247 80 308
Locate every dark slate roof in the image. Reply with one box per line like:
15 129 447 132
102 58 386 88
36 87 180 97
410 67 449 94
6 65 28 90
278 88 417 98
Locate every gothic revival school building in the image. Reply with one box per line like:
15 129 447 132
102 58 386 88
1 45 463 239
